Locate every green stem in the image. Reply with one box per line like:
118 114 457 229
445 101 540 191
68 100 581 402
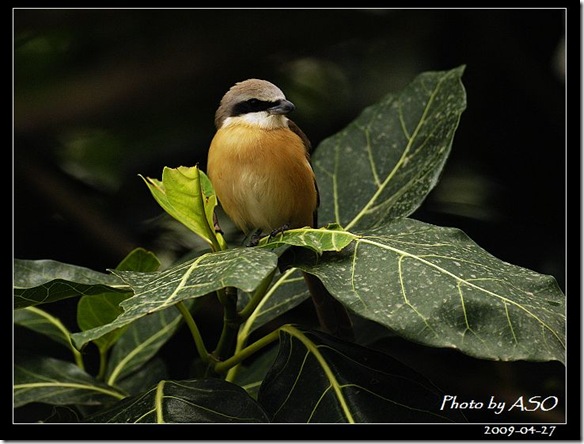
215 328 280 374
226 268 290 381
238 269 277 320
213 287 239 361
96 347 108 380
72 346 85 371
176 301 210 364
213 266 277 363
216 287 229 307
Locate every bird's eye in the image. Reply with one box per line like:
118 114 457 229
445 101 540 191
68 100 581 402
232 98 272 116
245 98 271 112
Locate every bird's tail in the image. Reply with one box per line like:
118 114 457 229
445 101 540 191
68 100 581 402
303 271 354 341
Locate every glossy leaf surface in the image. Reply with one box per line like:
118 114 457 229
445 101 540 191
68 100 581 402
86 378 269 423
313 66 467 231
105 303 190 386
258 326 466 423
289 219 565 363
14 355 125 408
14 259 129 309
72 247 278 348
14 307 76 351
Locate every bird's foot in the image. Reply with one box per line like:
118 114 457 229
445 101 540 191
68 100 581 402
268 224 289 241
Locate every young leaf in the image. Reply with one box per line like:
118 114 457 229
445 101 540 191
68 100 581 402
257 326 466 423
140 165 223 250
14 259 129 309
199 167 224 244
85 378 269 423
257 224 357 254
288 218 565 363
313 66 467 231
71 247 278 348
14 355 125 408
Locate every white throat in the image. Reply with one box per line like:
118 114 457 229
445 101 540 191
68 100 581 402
222 112 289 130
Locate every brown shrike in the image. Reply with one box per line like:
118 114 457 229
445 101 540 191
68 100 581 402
207 79 353 340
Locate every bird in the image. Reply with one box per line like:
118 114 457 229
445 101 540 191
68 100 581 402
207 78 353 340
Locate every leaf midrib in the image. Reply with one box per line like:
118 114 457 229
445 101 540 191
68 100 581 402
14 381 124 400
358 237 565 348
344 75 446 231
281 325 355 423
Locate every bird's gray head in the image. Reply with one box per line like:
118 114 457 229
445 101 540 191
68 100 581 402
215 79 295 129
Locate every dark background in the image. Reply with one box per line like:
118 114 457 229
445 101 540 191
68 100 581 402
13 7 571 429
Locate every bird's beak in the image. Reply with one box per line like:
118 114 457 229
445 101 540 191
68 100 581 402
268 99 295 115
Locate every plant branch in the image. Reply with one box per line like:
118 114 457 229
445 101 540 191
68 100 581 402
96 348 108 381
72 348 85 371
213 267 277 365
238 269 277 320
176 301 210 365
215 328 280 375
226 268 292 381
213 286 239 361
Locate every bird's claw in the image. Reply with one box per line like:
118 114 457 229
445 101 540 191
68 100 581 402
268 224 289 241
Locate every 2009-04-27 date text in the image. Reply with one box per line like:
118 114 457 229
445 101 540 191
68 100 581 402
483 425 556 437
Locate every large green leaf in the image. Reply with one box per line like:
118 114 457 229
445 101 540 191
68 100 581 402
85 378 269 423
313 66 467 231
258 325 466 423
14 355 125 408
14 259 129 309
288 218 565 363
71 247 278 348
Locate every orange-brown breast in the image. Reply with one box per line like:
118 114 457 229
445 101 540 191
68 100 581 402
207 124 318 234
